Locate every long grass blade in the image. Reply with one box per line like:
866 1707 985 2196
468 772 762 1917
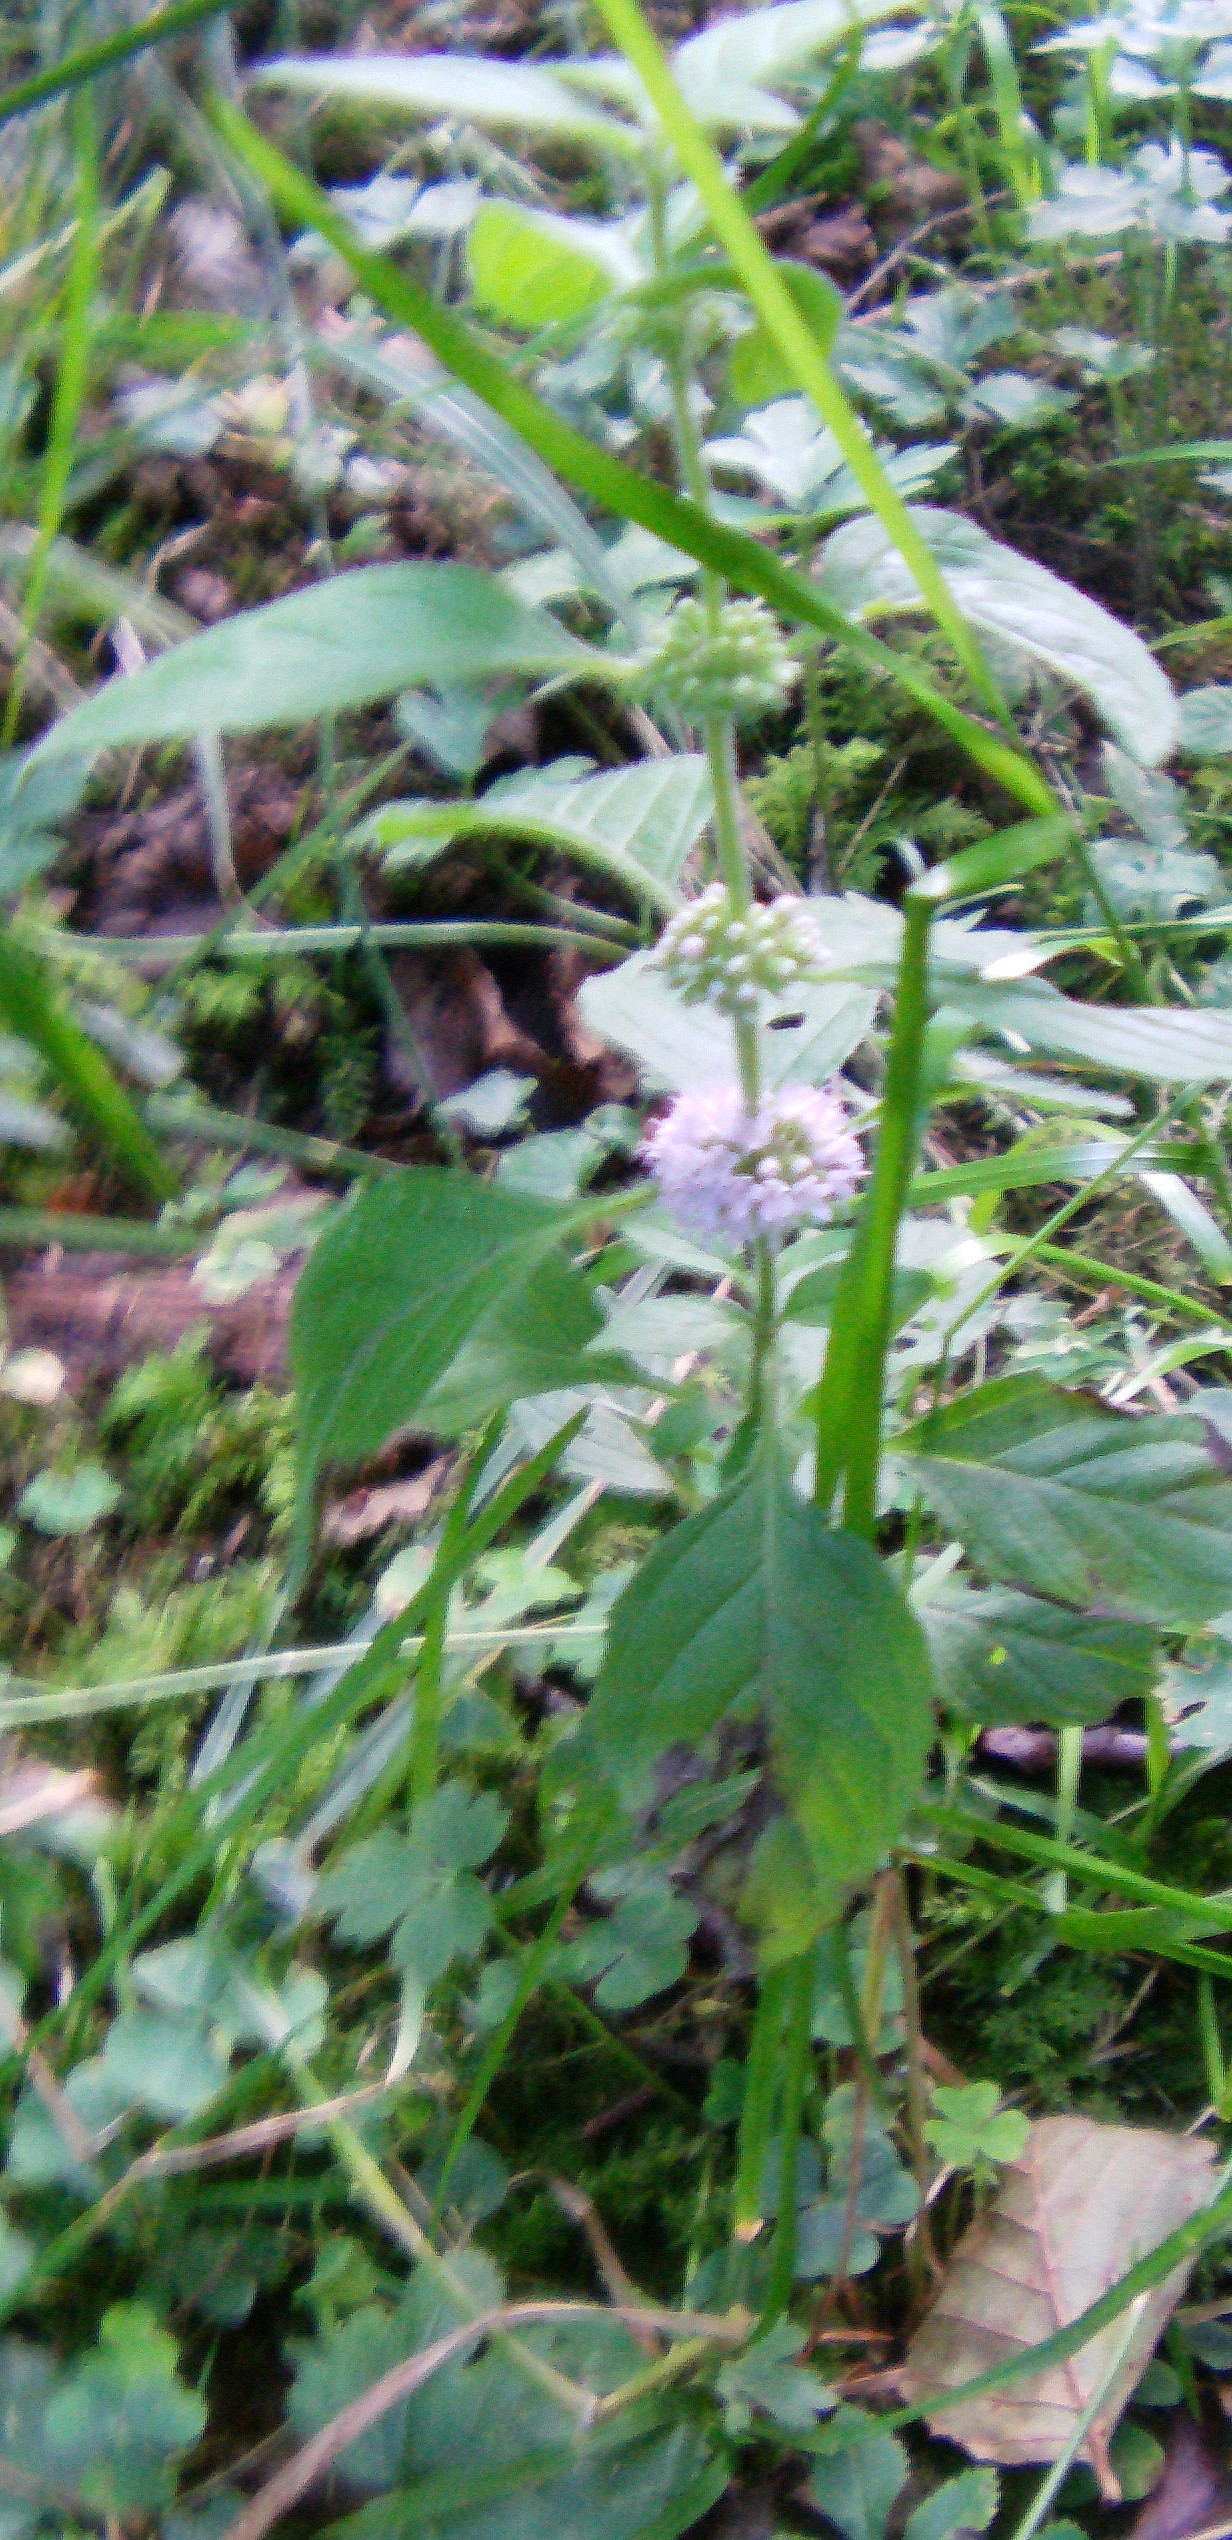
213 101 1056 820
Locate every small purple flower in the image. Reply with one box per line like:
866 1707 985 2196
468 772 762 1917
643 1081 865 1245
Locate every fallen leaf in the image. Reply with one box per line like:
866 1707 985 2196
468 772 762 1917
899 2118 1216 2497
1130 2409 1232 2540
322 1464 448 1548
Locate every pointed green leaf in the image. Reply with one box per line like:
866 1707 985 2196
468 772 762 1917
35 563 598 756
585 1466 932 1917
899 1375 1232 1630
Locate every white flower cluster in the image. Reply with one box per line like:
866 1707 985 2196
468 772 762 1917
658 884 829 1015
643 1082 865 1245
641 596 800 724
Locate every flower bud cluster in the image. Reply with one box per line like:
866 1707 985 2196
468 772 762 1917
641 596 800 724
658 883 828 1016
643 1081 865 1245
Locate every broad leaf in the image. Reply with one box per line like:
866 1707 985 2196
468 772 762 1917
468 203 638 329
900 2118 1215 2481
919 1583 1159 1727
818 508 1178 764
1178 686 1232 756
584 1466 933 1920
291 1169 589 1489
898 1376 1232 1631
257 53 638 149
36 564 598 756
672 0 930 95
808 2406 909 2540
364 754 713 910
578 947 875 1090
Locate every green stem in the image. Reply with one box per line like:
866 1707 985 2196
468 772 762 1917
1033 1240 1232 1332
0 0 234 130
760 1948 816 2325
214 103 1055 819
731 1962 789 2247
3 84 97 745
813 891 932 1532
1043 1724 1083 1914
587 0 1009 727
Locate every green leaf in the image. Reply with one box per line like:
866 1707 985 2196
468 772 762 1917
671 0 930 98
42 2303 206 2516
290 1169 588 1490
366 754 713 912
716 2323 835 2432
730 260 843 405
318 1787 508 1994
468 203 636 330
102 2006 230 2121
898 1375 1232 1630
819 506 1178 764
808 2405 909 2540
584 1465 932 1920
578 947 875 1092
923 2083 1030 2174
0 932 174 1199
560 1871 698 2010
36 564 598 757
1160 1635 1232 1754
904 2469 1000 2540
258 52 639 150
217 103 1059 818
1178 686 1232 756
416 1251 633 1435
918 1582 1160 1726
17 1462 119 1535
331 2421 723 2540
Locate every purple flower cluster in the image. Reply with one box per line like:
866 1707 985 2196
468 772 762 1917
643 1081 865 1245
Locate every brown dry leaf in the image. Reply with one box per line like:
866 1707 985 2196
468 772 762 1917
900 2117 1216 2497
322 1463 448 1549
1130 2410 1232 2540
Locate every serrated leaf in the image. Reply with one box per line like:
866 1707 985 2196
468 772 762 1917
43 2303 206 2516
367 754 712 910
36 564 598 757
898 1375 1232 1631
584 1467 932 1923
818 507 1177 763
561 1879 698 2010
900 2119 1215 2479
808 2405 909 2540
904 2469 1000 2540
318 1787 508 1994
291 1169 589 1490
918 1582 1160 1726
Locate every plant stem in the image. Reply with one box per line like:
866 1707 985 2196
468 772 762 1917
761 1948 816 2324
1044 1724 1083 1914
3 85 96 746
813 890 933 1532
587 0 1009 726
215 105 1059 818
731 1960 789 2249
